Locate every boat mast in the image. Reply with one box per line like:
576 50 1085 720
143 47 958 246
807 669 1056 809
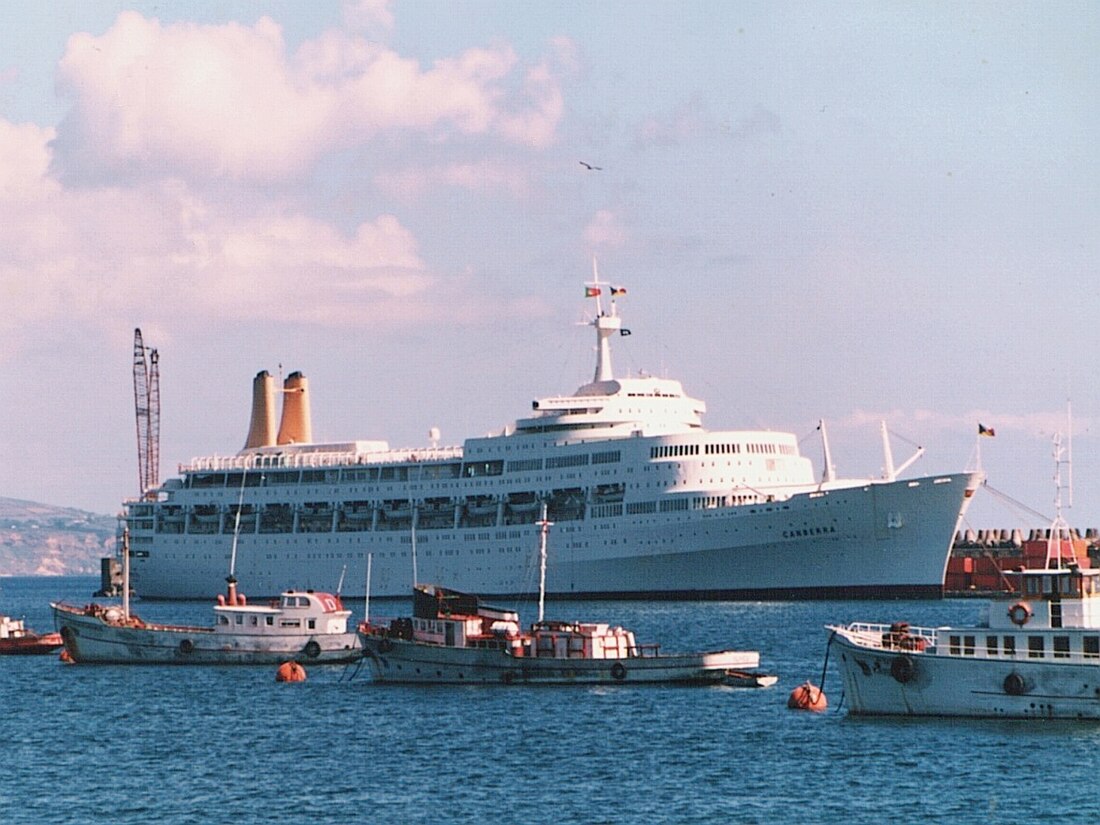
587 259 622 383
227 467 247 604
121 525 131 622
536 503 554 623
1047 429 1074 568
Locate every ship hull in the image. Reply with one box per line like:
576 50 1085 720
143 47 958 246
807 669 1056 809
129 471 978 600
832 631 1100 719
361 636 759 684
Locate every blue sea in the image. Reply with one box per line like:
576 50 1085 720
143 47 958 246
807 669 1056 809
3 575 1098 825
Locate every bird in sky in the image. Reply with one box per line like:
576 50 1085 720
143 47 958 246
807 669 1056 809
579 161 603 171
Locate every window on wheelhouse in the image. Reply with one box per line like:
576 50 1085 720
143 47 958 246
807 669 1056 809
1054 636 1070 659
1028 637 1044 658
986 636 998 656
1003 636 1016 657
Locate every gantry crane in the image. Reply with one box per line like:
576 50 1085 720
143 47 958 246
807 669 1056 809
132 328 160 499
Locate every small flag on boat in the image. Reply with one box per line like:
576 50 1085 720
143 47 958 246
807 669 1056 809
620 328 632 336
978 423 996 437
585 287 601 297
611 286 627 296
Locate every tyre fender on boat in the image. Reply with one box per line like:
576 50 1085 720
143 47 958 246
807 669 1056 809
179 638 194 655
890 655 916 684
1003 672 1028 696
611 662 627 681
303 640 321 659
1008 602 1033 627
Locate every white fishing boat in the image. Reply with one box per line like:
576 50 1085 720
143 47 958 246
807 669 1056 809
359 510 770 685
120 267 980 601
828 431 1100 719
828 563 1100 719
51 524 360 665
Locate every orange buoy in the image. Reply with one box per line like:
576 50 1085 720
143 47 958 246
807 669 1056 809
275 661 307 682
787 680 827 712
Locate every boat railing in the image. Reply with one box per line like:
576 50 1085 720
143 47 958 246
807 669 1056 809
182 444 464 473
839 622 938 652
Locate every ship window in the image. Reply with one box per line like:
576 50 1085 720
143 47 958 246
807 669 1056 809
1084 637 1100 658
986 635 998 656
308 619 316 630
1027 636 1044 658
218 615 229 625
1053 636 1070 658
266 616 274 626
1003 636 1016 656
235 614 243 625
250 616 258 626
963 635 975 655
948 635 960 655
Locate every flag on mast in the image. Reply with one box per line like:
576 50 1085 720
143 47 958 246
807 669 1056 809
978 423 996 438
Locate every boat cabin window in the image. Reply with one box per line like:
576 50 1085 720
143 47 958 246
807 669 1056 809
250 616 258 626
948 635 975 656
1003 636 1016 656
1054 636 1070 659
235 614 243 625
265 616 274 626
1028 637 1044 659
218 615 229 625
1084 637 1100 659
308 619 316 630
985 635 998 656
280 619 301 628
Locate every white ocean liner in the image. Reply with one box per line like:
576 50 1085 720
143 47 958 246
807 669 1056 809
124 273 981 600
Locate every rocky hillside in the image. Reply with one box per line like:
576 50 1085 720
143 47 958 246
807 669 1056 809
0 497 117 576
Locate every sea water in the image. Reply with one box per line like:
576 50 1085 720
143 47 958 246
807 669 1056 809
2 575 1098 825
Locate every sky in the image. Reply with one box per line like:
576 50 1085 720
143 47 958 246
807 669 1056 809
0 1 1097 535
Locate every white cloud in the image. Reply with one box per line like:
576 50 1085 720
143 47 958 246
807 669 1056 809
0 117 437 356
52 12 565 183
0 120 58 200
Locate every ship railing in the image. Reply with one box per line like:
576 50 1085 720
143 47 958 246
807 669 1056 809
181 445 464 473
840 621 938 652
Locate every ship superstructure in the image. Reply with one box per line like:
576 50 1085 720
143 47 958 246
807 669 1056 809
125 274 981 600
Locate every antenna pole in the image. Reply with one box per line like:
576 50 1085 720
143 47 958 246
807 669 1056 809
364 553 372 624
121 525 131 622
536 503 554 624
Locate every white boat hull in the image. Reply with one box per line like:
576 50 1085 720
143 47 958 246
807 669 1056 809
52 604 360 665
831 630 1100 719
361 636 759 685
130 471 978 600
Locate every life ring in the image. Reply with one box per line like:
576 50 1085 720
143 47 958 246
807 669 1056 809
304 640 321 659
378 638 394 654
179 639 194 655
1008 602 1033 627
1003 672 1027 696
890 655 916 684
611 662 627 681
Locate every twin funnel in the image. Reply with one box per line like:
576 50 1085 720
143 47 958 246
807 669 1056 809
243 370 312 449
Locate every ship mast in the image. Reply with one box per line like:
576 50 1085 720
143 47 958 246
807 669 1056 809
587 259 622 383
536 503 554 624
